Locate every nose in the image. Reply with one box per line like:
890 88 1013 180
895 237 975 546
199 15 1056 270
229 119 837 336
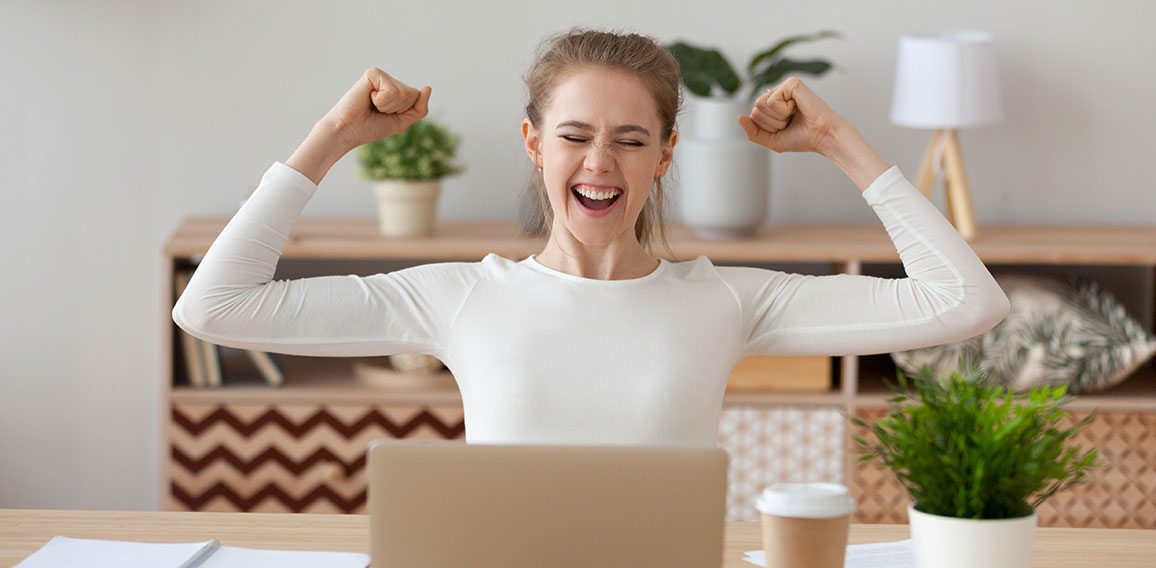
583 141 616 173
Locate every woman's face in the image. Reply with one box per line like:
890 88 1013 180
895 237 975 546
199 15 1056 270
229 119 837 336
522 67 676 247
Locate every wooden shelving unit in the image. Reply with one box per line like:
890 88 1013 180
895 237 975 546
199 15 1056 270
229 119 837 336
163 218 1156 525
165 218 1156 406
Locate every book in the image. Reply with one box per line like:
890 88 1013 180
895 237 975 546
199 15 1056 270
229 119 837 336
246 349 284 387
201 337 223 388
16 536 369 567
173 270 207 388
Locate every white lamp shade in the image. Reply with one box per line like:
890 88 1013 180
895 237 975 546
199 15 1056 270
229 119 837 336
890 31 1003 129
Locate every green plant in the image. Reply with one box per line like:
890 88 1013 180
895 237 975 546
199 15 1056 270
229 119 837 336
850 358 1100 520
356 117 465 181
665 30 840 102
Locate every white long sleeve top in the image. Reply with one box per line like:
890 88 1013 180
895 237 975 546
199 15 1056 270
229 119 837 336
172 162 1010 447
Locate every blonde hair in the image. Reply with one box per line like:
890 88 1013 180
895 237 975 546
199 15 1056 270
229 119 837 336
522 27 682 259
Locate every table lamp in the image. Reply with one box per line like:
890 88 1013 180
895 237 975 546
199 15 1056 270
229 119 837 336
890 30 1002 242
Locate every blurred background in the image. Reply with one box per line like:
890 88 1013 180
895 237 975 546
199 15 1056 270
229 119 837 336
1 0 1153 510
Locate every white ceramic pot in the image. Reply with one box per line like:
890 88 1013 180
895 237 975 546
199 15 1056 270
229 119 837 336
676 98 768 239
371 179 441 237
908 504 1036 568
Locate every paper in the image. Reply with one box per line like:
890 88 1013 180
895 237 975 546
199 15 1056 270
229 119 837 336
15 537 217 568
743 539 914 568
16 536 369 568
201 545 368 567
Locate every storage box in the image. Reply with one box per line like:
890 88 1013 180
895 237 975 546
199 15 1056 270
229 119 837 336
726 356 832 392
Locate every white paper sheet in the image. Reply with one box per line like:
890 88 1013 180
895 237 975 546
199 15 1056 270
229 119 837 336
15 536 217 568
15 536 370 568
743 539 914 568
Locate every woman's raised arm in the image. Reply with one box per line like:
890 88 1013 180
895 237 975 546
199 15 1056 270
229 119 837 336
171 70 479 359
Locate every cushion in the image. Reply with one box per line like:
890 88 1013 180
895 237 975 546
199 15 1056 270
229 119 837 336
890 273 1156 394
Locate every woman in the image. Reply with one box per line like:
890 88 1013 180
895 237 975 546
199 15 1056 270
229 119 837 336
173 28 1010 448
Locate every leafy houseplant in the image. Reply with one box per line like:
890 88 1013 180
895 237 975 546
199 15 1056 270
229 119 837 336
356 116 465 237
662 31 840 239
666 30 841 102
851 359 1100 568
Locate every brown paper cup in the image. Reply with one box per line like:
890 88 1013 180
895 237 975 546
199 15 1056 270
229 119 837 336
760 511 851 568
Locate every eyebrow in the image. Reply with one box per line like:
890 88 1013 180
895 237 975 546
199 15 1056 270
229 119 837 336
554 120 651 137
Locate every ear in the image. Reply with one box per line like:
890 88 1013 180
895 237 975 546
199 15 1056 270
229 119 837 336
521 118 542 168
655 130 678 178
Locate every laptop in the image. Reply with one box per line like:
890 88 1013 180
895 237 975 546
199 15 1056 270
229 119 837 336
366 439 729 567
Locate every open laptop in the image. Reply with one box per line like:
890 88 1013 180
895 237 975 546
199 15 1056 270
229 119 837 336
366 439 729 567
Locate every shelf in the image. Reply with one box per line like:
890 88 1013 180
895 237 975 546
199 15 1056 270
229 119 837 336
721 390 846 406
854 353 1156 412
172 353 464 406
165 219 1156 265
173 350 849 408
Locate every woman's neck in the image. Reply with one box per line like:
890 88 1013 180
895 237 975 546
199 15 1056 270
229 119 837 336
535 230 659 281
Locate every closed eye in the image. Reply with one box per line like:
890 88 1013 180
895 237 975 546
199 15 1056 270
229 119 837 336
561 136 645 147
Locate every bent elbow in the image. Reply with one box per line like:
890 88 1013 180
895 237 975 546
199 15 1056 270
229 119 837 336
172 294 206 339
970 284 1011 335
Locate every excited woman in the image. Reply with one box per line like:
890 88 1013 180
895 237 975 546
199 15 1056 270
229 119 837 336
173 28 1009 447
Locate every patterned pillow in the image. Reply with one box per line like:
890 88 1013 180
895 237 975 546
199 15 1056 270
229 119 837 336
890 273 1156 394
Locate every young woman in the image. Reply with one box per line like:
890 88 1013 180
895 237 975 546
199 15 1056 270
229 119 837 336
174 28 1009 448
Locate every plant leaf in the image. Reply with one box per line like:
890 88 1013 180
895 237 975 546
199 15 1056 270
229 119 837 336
748 58 834 100
747 30 841 73
666 41 741 97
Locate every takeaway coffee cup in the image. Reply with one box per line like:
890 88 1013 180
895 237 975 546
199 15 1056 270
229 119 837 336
756 483 856 568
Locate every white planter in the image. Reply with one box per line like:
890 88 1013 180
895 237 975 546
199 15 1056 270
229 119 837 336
676 98 768 239
908 504 1036 568
371 179 441 237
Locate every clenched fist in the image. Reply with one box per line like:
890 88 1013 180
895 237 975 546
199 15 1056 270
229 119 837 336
323 67 432 150
737 77 847 157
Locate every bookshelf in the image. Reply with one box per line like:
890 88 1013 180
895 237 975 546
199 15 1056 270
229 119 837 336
163 219 1156 526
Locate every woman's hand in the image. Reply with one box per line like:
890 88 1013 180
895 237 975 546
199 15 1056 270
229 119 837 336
738 77 889 191
323 67 432 151
286 68 430 185
737 77 848 157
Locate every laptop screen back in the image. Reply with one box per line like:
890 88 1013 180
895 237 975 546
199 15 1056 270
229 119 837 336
367 439 728 568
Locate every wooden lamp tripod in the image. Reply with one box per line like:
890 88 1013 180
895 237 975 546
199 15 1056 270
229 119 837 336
913 129 977 242
891 31 1002 245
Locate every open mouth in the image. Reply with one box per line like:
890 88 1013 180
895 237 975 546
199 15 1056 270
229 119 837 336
571 185 623 213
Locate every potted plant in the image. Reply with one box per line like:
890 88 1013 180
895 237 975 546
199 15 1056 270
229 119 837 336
356 116 465 237
851 359 1100 568
664 31 840 239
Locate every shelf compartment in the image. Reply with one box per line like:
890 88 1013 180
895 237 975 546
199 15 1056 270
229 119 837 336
855 353 1156 411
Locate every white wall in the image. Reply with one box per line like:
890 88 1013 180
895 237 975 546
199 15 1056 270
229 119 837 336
2 0 1153 509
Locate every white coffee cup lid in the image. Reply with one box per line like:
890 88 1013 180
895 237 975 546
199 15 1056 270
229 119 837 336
756 483 857 519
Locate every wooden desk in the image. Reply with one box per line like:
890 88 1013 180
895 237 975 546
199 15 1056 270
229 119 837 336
2 509 1153 567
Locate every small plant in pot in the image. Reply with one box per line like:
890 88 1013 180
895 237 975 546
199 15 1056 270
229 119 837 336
662 31 840 239
356 116 465 237
851 359 1100 568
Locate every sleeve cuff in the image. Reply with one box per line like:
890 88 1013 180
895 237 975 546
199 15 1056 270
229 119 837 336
268 161 319 198
859 165 905 206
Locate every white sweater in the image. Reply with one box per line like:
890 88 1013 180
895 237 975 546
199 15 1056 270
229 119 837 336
173 162 1010 447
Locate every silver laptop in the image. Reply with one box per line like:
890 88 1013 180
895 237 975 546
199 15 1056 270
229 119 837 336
366 439 729 567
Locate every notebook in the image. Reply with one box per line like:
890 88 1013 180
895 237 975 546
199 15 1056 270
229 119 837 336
15 536 368 567
367 439 730 568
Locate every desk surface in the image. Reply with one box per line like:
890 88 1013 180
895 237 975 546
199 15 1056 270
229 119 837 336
2 509 1152 567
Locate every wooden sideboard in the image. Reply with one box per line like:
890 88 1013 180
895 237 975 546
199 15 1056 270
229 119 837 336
163 219 1156 527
